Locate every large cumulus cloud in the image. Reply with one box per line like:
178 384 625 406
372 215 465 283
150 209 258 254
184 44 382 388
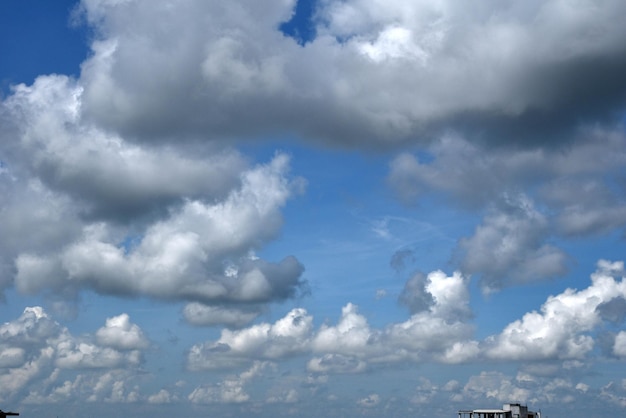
71 0 626 146
0 73 306 320
9 149 306 304
485 260 626 361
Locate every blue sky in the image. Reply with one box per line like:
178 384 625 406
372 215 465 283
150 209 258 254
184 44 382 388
1 1 626 417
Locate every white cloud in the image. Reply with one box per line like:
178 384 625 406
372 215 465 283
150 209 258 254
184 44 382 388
147 389 177 404
188 268 475 373
188 361 270 404
1 72 306 310
55 340 136 369
266 388 299 404
187 309 313 370
613 331 626 357
188 381 250 404
84 371 142 403
384 270 475 361
438 340 481 364
183 260 626 379
410 377 438 405
0 347 54 401
96 314 149 350
10 150 305 305
0 306 59 342
0 306 150 404
463 371 532 404
356 393 380 407
312 303 372 354
486 260 626 361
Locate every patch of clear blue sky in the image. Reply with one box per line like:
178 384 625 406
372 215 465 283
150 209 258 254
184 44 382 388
0 0 89 96
242 139 477 327
279 0 318 45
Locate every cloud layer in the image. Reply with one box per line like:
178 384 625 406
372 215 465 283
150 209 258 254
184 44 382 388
3 261 626 412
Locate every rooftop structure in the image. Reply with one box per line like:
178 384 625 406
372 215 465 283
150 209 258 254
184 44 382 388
458 403 541 418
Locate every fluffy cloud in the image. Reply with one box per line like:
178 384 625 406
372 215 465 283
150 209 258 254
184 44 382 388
188 361 270 404
96 314 149 350
410 378 438 405
190 269 475 373
462 371 532 404
147 389 177 404
312 303 372 355
388 130 626 290
185 261 626 375
1 79 307 306
399 270 471 320
266 388 299 404
458 196 568 293
70 0 626 146
84 370 142 403
1 69 306 319
3 76 245 222
486 260 626 361
55 340 140 369
383 270 475 364
356 393 380 407
188 308 313 370
11 151 305 304
612 331 626 358
0 307 149 402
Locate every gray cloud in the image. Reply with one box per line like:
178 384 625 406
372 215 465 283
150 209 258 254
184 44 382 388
596 297 626 323
182 303 263 328
388 130 626 290
458 196 569 293
3 76 247 224
390 248 416 273
1 75 307 306
398 272 435 314
70 0 626 148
